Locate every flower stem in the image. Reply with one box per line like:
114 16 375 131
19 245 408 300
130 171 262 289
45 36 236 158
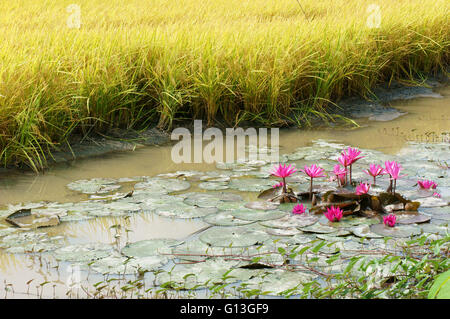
282 177 287 194
310 177 313 200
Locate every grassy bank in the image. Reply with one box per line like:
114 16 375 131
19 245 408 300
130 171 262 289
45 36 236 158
0 0 449 170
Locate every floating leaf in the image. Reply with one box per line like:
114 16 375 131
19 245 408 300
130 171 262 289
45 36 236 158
53 243 113 262
91 253 168 275
199 226 270 247
122 239 184 257
231 208 287 221
260 215 318 229
203 211 255 226
67 178 121 194
350 225 383 238
370 223 421 238
155 203 217 219
244 201 280 211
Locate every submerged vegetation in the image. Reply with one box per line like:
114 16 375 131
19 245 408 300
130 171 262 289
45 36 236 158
0 0 449 169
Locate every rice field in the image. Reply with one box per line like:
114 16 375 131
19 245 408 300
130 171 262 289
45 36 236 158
0 0 449 170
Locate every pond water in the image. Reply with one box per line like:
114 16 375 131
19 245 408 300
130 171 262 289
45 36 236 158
0 86 448 298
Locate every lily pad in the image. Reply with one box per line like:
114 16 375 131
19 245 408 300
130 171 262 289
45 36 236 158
53 243 113 262
394 211 431 224
122 239 184 257
231 208 287 222
228 178 274 192
198 181 229 191
244 201 280 211
155 203 217 219
155 259 242 289
265 227 303 236
199 226 270 247
419 224 449 236
370 223 422 238
134 177 191 193
203 211 255 226
241 269 316 296
91 253 169 275
350 225 383 238
299 223 337 234
260 215 318 229
67 178 121 194
0 232 65 253
183 193 223 207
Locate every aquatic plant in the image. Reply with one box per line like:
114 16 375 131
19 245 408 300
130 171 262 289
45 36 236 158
384 161 405 194
301 164 326 199
364 164 385 185
333 164 346 187
292 203 306 215
433 192 441 198
271 164 297 194
340 147 364 184
417 180 437 189
273 181 285 189
383 214 397 227
355 182 370 195
324 206 343 222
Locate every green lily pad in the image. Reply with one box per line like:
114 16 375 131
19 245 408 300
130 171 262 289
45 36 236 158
199 226 270 247
300 223 337 234
394 212 431 224
231 208 287 221
228 178 274 192
122 239 184 257
0 232 65 254
419 224 449 236
260 215 318 229
265 227 303 236
170 240 250 262
370 223 422 238
285 234 317 245
155 259 242 289
203 211 255 226
134 177 191 193
244 201 280 211
198 181 229 191
155 203 217 219
91 253 169 275
350 225 383 238
67 178 121 194
241 269 316 296
53 243 113 262
183 193 223 207
416 197 449 208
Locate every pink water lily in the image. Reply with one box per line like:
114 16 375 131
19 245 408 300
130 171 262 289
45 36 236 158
384 161 405 194
339 147 364 184
271 164 297 193
433 192 441 198
355 182 370 195
301 164 326 199
344 147 365 165
324 206 343 222
417 180 437 190
292 203 306 215
272 181 285 189
271 164 297 178
364 164 385 185
333 164 347 187
383 214 396 227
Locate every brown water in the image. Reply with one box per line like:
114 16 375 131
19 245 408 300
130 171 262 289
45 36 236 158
0 86 449 298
